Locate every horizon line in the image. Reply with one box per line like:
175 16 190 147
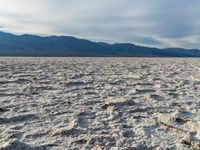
0 30 198 51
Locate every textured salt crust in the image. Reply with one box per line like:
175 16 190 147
0 57 200 150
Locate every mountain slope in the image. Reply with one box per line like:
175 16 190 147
0 31 200 57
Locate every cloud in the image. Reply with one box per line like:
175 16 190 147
0 0 200 49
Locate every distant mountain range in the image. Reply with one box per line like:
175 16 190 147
0 31 200 57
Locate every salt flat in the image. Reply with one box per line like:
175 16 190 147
0 57 200 150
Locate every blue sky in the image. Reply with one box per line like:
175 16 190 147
0 0 200 49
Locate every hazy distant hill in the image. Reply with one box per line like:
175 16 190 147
0 31 200 57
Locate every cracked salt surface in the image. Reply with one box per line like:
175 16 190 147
0 57 200 150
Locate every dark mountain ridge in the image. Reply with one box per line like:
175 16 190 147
0 31 200 57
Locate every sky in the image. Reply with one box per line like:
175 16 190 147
0 0 200 49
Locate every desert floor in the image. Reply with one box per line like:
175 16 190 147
0 57 200 150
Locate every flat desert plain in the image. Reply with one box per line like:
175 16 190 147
0 57 200 150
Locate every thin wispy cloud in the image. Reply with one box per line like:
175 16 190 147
0 0 200 48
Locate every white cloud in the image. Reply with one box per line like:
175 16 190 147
0 0 200 49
